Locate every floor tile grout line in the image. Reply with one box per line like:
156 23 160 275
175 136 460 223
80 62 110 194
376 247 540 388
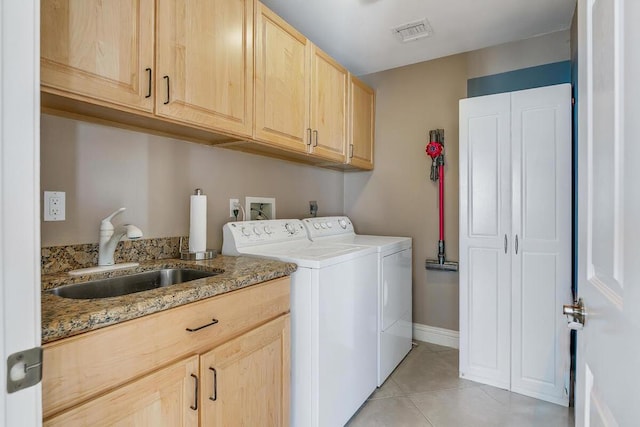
404 382 483 401
405 395 436 426
478 385 510 409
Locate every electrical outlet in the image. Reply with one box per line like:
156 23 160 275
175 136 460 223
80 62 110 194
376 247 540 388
229 198 240 218
44 191 66 221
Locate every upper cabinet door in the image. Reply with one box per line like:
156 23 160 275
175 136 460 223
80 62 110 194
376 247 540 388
254 2 310 153
348 75 375 170
41 0 155 112
156 0 254 137
309 46 348 163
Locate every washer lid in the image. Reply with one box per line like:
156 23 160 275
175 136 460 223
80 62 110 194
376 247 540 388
302 217 411 252
232 241 377 269
310 234 412 252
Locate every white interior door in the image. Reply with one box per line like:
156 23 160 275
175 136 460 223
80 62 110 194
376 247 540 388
0 0 42 425
459 92 512 389
510 84 572 406
575 0 640 425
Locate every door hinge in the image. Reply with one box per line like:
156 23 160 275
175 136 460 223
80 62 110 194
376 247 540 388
6 347 42 393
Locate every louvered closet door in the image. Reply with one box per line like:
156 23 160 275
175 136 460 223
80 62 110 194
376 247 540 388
510 84 572 406
459 93 512 389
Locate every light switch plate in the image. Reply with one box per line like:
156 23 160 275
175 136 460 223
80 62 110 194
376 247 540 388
44 191 65 221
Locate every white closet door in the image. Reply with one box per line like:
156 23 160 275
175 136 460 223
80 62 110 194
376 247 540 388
510 84 572 406
459 93 512 389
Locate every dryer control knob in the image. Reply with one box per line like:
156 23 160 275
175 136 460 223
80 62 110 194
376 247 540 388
327 222 333 228
320 222 328 229
313 223 321 230
285 223 295 234
253 227 261 235
338 219 347 229
241 227 251 236
263 225 272 234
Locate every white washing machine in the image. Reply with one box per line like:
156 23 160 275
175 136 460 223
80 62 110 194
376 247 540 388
222 219 378 427
302 216 413 386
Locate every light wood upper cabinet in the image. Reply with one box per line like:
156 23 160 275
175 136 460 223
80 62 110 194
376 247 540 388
40 0 374 170
254 2 311 153
45 356 200 427
348 75 375 170
309 47 348 163
156 0 254 137
200 315 290 427
254 3 348 162
41 0 155 112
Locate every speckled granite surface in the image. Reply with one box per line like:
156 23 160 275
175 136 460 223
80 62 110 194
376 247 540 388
41 237 188 275
42 256 297 344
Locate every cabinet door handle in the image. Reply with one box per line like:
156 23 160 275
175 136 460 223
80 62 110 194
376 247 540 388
190 373 199 411
163 75 170 104
306 128 312 146
313 130 318 147
145 68 152 98
209 367 217 401
504 234 507 254
349 143 354 158
186 318 219 332
515 235 519 255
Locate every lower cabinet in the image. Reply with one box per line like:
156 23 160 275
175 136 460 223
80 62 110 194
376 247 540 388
200 315 290 426
45 315 289 427
42 278 291 426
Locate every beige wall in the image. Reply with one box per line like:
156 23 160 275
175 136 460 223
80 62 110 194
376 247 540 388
346 29 571 331
467 30 571 79
41 114 344 247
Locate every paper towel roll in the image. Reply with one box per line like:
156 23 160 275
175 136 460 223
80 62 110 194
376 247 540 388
189 190 207 253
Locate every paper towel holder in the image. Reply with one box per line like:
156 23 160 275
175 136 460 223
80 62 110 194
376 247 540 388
179 236 217 260
182 188 216 260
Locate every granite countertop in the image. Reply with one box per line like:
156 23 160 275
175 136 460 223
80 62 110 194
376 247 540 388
41 256 297 344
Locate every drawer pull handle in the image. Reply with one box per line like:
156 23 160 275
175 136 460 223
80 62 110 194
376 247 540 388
209 367 217 401
190 373 198 411
186 318 219 332
163 75 170 104
145 68 152 98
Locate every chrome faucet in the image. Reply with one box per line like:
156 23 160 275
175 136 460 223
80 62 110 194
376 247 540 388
98 208 143 266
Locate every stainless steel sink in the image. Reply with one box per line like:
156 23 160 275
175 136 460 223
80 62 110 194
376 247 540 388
49 268 220 299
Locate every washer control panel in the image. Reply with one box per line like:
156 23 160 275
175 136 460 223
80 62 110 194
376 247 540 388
223 219 307 253
302 216 355 239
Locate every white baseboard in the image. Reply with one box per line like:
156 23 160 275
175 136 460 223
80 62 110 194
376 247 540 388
413 323 459 349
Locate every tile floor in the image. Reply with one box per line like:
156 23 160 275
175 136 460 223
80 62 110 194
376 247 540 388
346 341 574 427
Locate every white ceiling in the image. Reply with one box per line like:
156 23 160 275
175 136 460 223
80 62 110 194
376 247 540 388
260 0 577 76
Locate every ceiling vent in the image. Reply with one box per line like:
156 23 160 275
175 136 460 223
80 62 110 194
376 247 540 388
392 18 433 42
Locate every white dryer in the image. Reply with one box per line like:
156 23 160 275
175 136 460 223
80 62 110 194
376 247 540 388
302 216 412 386
222 219 378 427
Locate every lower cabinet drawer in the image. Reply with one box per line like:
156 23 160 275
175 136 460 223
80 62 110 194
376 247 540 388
43 277 290 418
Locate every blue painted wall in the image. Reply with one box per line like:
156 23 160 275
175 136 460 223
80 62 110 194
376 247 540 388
467 60 572 97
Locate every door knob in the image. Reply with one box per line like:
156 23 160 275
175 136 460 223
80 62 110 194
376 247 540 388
563 298 586 330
